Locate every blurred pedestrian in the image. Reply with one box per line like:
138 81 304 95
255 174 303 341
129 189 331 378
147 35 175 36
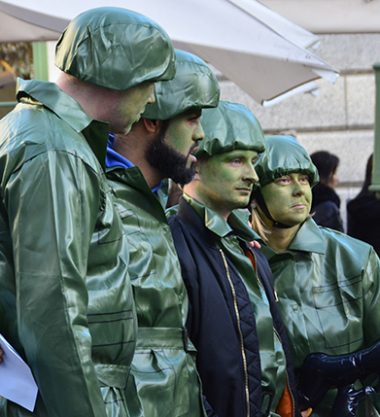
310 151 343 231
347 154 380 255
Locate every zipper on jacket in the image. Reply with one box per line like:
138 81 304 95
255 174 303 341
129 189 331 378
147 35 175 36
256 268 295 417
219 249 250 417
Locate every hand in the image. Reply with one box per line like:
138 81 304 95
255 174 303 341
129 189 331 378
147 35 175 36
301 408 313 417
248 240 261 249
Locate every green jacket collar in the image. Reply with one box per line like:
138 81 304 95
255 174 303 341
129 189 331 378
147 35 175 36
289 217 326 254
263 217 326 259
17 79 93 132
183 194 256 241
108 165 168 208
17 79 109 168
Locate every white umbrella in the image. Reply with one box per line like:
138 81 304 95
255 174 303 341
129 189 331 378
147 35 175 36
0 0 338 105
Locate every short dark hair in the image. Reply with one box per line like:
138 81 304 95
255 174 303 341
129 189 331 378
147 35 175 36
310 151 339 184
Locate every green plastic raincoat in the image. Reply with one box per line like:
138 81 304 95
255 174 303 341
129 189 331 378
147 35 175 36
0 80 135 417
259 218 380 417
254 135 380 417
106 167 204 417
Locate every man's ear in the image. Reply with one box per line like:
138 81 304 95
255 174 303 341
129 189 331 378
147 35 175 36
142 118 161 134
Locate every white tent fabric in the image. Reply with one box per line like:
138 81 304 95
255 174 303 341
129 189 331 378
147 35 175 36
0 0 338 105
261 0 380 34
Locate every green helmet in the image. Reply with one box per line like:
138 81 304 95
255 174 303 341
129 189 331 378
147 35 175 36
255 135 319 187
196 101 265 157
55 7 176 91
143 49 220 120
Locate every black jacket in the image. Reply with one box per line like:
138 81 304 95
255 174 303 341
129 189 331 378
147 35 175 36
311 183 343 232
169 199 300 417
347 192 380 255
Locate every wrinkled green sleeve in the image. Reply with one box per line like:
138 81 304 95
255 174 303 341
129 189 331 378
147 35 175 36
362 248 380 413
4 150 106 417
363 248 380 345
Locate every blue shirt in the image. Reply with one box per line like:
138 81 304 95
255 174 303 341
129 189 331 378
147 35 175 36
106 133 161 193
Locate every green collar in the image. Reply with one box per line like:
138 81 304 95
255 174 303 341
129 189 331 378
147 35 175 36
17 78 110 168
183 193 256 241
262 217 326 259
288 217 326 254
16 78 93 133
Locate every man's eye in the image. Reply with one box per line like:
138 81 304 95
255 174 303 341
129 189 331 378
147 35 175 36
276 177 290 184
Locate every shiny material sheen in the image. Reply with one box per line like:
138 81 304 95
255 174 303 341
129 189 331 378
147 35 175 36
0 80 136 417
260 218 380 417
197 101 265 157
143 49 220 120
255 135 319 187
107 166 204 417
56 7 176 90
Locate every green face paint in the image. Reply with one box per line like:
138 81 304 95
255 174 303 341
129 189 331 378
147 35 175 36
261 172 312 226
165 109 204 158
196 149 259 217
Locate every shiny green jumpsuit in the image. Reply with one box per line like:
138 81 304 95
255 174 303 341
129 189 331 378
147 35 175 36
0 80 136 417
260 217 380 417
106 166 204 417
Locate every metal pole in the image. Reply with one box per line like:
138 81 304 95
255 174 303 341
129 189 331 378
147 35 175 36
370 63 380 197
32 42 49 81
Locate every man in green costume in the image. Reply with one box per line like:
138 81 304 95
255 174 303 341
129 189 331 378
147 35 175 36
0 7 175 417
105 49 220 417
252 135 380 417
169 101 302 417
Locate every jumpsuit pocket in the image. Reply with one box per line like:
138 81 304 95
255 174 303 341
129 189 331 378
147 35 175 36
88 309 136 361
312 275 363 351
126 349 176 417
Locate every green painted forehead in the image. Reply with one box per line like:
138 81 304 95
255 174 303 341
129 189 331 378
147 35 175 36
55 7 176 91
255 135 319 187
143 49 220 120
196 101 265 157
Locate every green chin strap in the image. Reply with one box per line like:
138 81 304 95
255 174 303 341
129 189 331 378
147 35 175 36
56 7 176 90
254 190 294 229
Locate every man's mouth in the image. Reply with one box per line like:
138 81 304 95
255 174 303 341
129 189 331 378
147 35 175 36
291 203 306 209
236 187 252 193
186 154 198 169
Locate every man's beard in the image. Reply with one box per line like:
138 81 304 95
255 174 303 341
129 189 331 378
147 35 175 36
146 125 196 185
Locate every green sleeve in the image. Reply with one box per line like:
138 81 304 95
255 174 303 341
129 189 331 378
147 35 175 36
4 150 107 417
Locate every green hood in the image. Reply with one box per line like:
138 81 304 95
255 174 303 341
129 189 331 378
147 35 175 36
255 135 319 187
143 49 220 120
196 100 265 157
55 7 176 91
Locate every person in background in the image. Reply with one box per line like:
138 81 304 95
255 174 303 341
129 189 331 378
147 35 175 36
310 150 343 231
106 49 220 417
169 101 302 417
347 154 380 255
252 135 380 417
0 7 175 417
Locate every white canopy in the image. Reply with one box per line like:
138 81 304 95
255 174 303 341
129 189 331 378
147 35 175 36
0 0 338 105
261 0 380 34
